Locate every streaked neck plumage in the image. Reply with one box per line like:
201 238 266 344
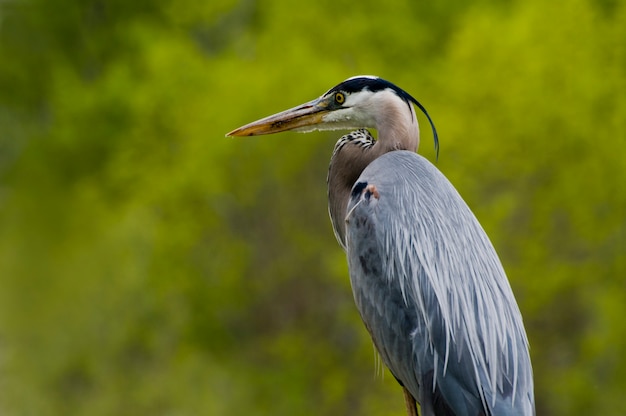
327 95 420 249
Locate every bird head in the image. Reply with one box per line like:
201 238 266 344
227 75 438 157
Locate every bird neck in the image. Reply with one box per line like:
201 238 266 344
327 132 375 249
373 93 420 153
327 132 418 249
327 98 421 248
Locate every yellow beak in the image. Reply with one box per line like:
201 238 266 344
226 97 331 136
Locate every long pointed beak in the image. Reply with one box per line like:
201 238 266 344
226 97 330 136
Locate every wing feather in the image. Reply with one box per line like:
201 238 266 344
345 151 534 415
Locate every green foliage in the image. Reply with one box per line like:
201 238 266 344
0 0 624 414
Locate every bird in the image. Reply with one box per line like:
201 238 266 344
227 75 535 416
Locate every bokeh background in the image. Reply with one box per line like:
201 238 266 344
0 0 624 414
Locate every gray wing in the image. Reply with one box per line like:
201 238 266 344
345 151 535 416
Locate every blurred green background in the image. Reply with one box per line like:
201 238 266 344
0 0 624 414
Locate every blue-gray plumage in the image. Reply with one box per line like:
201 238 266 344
346 151 534 415
227 76 535 416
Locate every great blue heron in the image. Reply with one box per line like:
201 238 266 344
227 76 535 416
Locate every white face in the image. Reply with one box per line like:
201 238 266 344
318 88 409 132
319 90 378 130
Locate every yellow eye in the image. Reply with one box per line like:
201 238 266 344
335 92 345 105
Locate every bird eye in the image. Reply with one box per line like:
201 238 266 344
335 92 345 105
